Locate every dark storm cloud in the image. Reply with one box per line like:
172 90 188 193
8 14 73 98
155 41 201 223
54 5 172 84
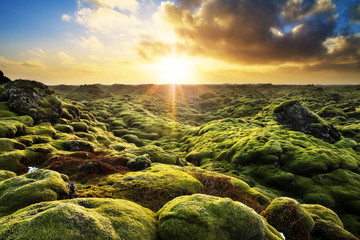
176 0 203 9
138 0 360 72
351 1 360 21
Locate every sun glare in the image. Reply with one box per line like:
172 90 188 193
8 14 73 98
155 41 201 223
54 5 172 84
158 52 190 84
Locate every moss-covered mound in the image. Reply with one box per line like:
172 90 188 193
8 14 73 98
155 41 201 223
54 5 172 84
302 204 358 240
157 194 282 240
0 198 157 240
0 170 16 181
65 84 112 101
0 169 69 216
261 197 315 240
95 163 203 210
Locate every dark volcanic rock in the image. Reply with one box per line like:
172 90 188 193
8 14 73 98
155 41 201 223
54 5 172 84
0 70 11 84
274 101 341 143
4 80 63 123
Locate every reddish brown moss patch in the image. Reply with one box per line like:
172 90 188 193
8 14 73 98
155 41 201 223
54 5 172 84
47 151 130 181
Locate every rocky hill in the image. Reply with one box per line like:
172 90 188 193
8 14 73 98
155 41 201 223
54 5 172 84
1 74 360 239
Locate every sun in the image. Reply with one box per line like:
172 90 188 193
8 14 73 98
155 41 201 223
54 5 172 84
158 55 190 84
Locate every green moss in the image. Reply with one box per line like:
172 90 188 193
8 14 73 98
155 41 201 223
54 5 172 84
334 138 358 149
0 109 16 117
2 115 34 126
98 164 203 210
0 198 157 240
61 108 73 120
342 214 360 239
26 122 56 137
273 100 299 113
71 121 88 132
0 170 16 181
311 219 358 240
0 138 26 152
55 124 74 133
63 103 80 118
157 194 282 240
262 197 315 240
122 134 145 147
0 169 69 216
0 119 26 137
138 145 179 165
302 204 343 227
318 106 348 118
0 150 28 173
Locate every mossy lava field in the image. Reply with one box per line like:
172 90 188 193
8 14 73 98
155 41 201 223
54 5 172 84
1 75 360 239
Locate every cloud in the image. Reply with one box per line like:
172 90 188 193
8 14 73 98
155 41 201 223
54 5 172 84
75 6 140 34
0 56 47 69
81 0 139 13
70 35 104 51
57 51 74 64
27 48 47 58
61 14 72 22
137 0 359 74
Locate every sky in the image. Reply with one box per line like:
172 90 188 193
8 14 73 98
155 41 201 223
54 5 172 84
0 0 359 85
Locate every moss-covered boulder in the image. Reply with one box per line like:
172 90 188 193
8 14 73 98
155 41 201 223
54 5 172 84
127 154 151 171
157 194 282 240
64 140 95 153
0 119 26 138
4 80 63 123
311 219 358 240
71 121 88 132
0 138 26 152
96 164 202 210
273 101 341 143
0 170 16 181
303 204 358 240
302 204 343 227
0 150 28 173
0 169 69 216
55 124 74 133
261 197 315 240
0 198 157 240
139 145 180 165
123 134 145 146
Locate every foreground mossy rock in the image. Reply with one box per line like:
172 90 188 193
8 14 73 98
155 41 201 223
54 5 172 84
262 197 315 240
0 138 26 152
0 170 16 181
302 204 343 227
0 198 157 240
0 119 26 138
0 169 69 216
302 204 358 240
97 164 203 210
104 164 203 194
157 194 282 240
273 101 341 143
4 80 63 123
0 150 28 173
